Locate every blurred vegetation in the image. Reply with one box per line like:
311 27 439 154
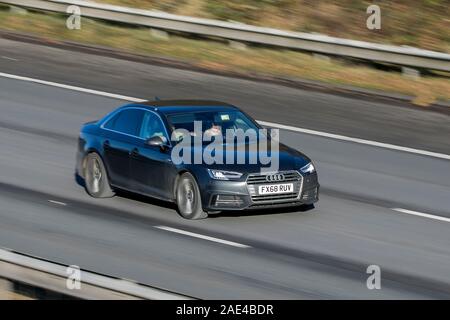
97 0 450 53
0 9 448 106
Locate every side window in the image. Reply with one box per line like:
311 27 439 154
104 109 145 136
140 112 167 142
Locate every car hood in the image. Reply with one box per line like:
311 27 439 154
179 140 311 174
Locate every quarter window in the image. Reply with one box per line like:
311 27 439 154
104 109 145 136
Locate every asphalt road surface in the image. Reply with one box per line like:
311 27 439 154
0 39 449 299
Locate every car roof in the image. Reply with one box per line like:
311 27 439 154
126 100 239 114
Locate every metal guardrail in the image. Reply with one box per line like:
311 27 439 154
0 248 193 299
2 0 450 72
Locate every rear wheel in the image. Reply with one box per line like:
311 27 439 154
84 153 115 198
176 173 208 220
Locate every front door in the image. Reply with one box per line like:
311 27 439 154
130 111 175 200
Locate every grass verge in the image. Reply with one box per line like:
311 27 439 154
0 8 449 106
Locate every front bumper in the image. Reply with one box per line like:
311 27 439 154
201 170 319 211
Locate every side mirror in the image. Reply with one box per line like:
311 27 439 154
146 136 169 150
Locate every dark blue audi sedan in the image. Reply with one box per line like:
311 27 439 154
76 100 319 219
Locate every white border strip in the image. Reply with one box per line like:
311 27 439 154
392 208 450 223
1 71 449 161
155 226 251 248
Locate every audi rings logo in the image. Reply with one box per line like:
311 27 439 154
266 173 285 182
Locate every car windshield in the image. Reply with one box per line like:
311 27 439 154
166 110 262 143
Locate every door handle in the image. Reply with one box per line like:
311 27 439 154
130 148 140 157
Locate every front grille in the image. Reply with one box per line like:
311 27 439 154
246 171 303 204
247 171 301 185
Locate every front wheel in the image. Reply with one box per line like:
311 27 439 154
84 153 115 198
176 173 208 220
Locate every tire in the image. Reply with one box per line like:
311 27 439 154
176 172 208 220
84 152 115 198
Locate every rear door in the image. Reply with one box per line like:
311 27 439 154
101 108 145 188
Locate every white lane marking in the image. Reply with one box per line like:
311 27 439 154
155 226 251 248
1 56 18 61
392 208 450 223
258 120 450 161
0 72 145 102
1 71 449 161
48 200 67 206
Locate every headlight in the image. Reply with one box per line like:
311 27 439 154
300 162 315 174
207 169 243 180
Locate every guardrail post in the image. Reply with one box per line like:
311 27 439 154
150 28 169 40
9 5 28 15
312 53 331 62
402 66 421 80
228 40 247 50
0 278 13 298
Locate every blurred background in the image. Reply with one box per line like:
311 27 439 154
0 0 449 106
99 0 450 52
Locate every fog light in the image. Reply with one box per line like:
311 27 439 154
302 187 318 201
213 195 244 207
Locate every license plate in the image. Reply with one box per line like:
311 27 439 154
258 183 293 195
